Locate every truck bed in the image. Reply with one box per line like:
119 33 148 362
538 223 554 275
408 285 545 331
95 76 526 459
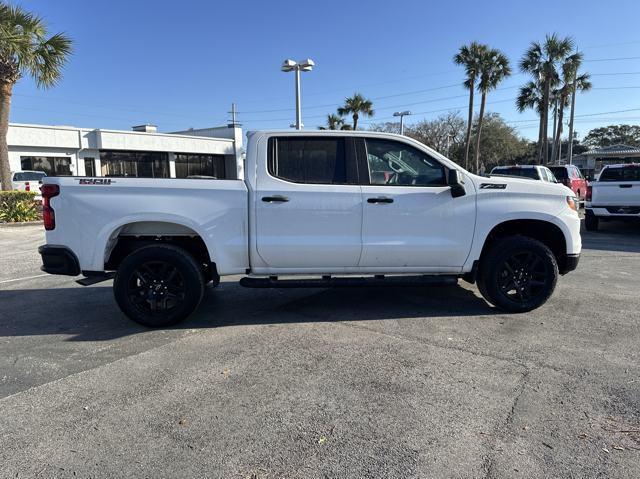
43 177 249 274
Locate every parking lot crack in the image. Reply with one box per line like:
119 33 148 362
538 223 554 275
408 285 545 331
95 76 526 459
338 320 526 369
481 367 531 479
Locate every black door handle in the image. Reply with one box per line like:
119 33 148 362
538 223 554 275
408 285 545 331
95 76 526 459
262 195 290 203
619 184 633 188
367 197 394 204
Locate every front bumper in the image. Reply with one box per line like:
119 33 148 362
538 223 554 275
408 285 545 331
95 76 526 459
38 245 80 276
559 253 580 275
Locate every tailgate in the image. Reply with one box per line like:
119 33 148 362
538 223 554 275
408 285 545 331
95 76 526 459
592 181 640 206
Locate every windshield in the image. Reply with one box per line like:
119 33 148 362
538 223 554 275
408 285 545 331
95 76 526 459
599 166 640 182
13 171 46 182
491 167 539 179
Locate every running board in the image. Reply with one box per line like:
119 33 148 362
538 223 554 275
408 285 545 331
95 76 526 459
239 275 458 289
76 271 115 286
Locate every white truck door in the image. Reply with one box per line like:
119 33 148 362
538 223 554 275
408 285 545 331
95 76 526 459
357 137 476 270
255 136 363 269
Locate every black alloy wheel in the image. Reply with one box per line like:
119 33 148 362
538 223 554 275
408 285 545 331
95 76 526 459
114 244 205 327
477 236 558 313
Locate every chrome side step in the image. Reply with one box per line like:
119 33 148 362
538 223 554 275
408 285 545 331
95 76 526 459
239 275 458 289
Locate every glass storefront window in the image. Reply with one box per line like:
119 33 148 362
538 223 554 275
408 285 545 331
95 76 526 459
20 156 72 176
174 153 225 179
99 150 169 178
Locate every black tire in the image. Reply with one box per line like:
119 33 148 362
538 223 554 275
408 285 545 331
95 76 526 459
477 236 558 313
113 244 205 327
585 213 599 231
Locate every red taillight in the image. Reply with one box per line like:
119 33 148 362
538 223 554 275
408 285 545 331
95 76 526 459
40 184 60 230
586 185 592 202
25 181 30 192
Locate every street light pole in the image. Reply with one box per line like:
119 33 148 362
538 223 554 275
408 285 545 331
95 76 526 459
393 111 412 135
282 59 315 130
295 68 302 130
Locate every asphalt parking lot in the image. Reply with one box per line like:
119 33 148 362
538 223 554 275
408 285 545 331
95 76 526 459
1 222 639 478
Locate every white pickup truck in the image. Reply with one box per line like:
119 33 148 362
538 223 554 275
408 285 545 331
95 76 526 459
585 163 640 231
39 131 581 327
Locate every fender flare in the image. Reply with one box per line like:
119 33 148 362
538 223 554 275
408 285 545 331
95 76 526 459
90 213 217 270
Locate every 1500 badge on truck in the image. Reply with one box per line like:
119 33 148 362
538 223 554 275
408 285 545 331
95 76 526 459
38 131 581 327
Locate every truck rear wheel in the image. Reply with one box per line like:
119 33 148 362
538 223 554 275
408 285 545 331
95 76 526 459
477 236 558 313
113 244 205 327
585 213 599 231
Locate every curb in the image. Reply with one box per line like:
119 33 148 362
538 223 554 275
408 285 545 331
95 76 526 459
0 221 44 228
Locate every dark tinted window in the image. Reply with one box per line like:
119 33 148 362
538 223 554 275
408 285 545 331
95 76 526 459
549 167 568 179
175 153 226 179
84 158 96 177
269 137 347 184
21 156 71 176
100 150 169 178
365 138 445 186
599 166 640 182
13 171 46 181
491 167 539 179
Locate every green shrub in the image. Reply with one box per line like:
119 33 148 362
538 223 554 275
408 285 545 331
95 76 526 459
0 191 40 223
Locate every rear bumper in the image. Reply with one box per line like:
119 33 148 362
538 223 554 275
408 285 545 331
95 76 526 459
587 206 640 218
559 253 580 275
38 245 80 276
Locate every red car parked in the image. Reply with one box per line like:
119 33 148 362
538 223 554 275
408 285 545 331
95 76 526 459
548 165 589 201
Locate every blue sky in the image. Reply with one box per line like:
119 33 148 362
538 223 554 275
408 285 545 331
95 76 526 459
11 0 640 140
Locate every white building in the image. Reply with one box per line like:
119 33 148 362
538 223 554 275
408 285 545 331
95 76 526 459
7 122 244 180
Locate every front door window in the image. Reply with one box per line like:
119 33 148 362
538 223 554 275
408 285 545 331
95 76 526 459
365 138 446 187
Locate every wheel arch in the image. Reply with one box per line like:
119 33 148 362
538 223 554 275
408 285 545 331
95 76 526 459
94 217 217 274
478 219 567 267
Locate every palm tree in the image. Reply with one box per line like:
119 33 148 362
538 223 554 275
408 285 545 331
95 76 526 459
473 48 511 174
566 71 591 164
0 4 72 190
454 42 487 171
551 52 585 163
520 34 573 164
319 113 345 130
516 80 544 158
337 93 374 130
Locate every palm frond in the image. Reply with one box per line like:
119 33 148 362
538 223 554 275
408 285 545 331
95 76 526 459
0 4 72 88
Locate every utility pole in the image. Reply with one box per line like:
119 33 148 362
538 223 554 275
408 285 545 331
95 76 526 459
227 102 241 128
567 81 577 165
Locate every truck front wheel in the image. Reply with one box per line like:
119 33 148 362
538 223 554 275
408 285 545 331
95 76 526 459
113 244 205 327
477 237 558 313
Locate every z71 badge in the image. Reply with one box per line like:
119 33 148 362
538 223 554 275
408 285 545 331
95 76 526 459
78 178 114 185
480 183 507 189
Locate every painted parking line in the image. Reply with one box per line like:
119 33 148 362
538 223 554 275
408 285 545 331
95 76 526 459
0 274 50 285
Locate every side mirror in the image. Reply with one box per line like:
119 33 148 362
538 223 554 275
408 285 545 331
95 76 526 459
448 169 466 198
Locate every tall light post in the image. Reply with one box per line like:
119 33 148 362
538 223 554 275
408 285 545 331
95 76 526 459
281 58 315 130
393 110 412 135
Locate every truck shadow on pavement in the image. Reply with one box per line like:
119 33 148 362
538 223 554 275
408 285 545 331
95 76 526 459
0 282 493 341
581 220 640 253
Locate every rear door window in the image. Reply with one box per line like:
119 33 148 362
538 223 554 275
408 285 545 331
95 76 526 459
268 137 356 184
